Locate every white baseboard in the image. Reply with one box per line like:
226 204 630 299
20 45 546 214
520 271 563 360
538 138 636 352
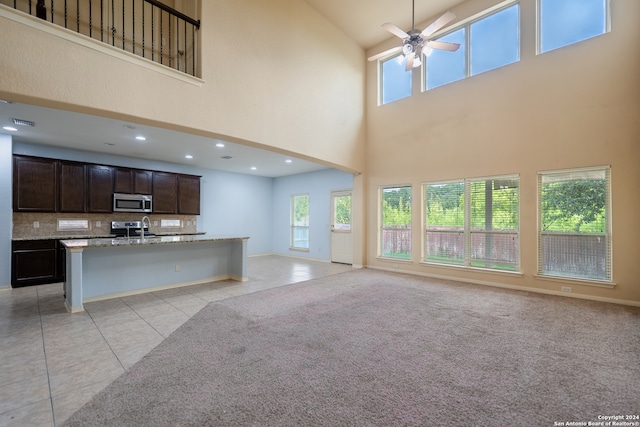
367 266 640 308
82 274 233 304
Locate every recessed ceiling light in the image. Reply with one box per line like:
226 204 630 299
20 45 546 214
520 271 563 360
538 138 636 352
285 159 292 163
185 155 193 159
135 136 146 141
104 142 115 146
215 142 225 148
251 167 257 171
123 124 136 129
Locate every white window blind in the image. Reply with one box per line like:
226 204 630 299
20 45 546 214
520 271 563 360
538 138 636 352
469 178 519 270
380 186 412 259
424 175 520 271
424 181 465 264
291 194 309 250
538 166 611 281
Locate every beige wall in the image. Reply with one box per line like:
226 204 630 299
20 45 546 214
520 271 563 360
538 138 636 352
0 0 365 173
365 0 640 304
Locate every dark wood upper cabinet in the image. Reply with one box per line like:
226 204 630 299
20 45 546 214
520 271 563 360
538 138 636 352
59 161 86 212
114 168 152 194
178 174 201 215
13 155 58 212
113 167 133 194
87 165 114 213
152 172 178 214
133 170 152 194
12 155 200 216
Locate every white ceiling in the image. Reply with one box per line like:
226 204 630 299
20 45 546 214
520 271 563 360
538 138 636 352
304 0 466 49
0 101 328 178
0 0 462 178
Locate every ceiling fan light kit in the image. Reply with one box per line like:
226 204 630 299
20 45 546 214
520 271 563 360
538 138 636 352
368 0 460 71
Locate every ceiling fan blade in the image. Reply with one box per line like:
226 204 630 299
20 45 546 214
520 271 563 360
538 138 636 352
405 52 415 71
426 40 460 52
421 11 456 38
367 46 402 61
382 23 409 39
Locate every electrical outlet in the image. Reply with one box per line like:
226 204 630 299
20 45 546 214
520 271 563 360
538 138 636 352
153 221 158 226
33 221 39 228
561 286 572 293
175 264 181 272
95 220 101 227
392 264 399 269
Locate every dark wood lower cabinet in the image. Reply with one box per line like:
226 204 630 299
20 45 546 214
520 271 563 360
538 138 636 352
11 240 65 287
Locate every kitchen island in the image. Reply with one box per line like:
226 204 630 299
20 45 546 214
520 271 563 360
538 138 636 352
61 234 249 313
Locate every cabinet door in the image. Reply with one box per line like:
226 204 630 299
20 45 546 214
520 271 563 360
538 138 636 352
113 167 133 194
152 172 178 213
13 155 57 212
178 175 201 215
87 165 114 212
11 240 58 287
133 170 153 194
59 161 86 212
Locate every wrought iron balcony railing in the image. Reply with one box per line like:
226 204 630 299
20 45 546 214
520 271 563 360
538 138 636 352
2 0 200 76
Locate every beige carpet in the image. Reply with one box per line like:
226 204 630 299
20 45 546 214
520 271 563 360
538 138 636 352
64 269 640 426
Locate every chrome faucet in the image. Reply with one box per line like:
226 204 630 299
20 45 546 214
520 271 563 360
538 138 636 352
141 216 150 238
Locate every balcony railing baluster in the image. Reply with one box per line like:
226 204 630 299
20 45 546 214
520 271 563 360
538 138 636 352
1 0 200 77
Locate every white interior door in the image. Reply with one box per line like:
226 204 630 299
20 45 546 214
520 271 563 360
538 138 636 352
330 190 353 265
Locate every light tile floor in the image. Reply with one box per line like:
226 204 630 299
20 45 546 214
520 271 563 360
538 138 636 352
0 255 353 426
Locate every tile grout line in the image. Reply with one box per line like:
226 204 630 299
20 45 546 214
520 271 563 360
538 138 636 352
83 306 128 373
35 286 56 427
119 296 172 339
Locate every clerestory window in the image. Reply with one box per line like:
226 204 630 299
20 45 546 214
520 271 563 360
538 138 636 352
425 2 520 90
538 0 609 54
380 53 413 105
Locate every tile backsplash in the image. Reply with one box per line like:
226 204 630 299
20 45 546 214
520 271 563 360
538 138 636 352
12 212 197 239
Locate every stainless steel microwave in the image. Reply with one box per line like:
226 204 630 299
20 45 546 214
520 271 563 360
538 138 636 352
113 193 152 213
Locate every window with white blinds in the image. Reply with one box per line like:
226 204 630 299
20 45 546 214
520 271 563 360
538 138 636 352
538 166 611 281
291 194 309 250
424 175 520 271
380 186 412 259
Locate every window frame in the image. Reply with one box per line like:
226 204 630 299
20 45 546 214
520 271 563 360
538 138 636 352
536 0 610 55
290 193 310 251
423 0 520 91
378 184 413 261
422 174 521 273
537 166 612 285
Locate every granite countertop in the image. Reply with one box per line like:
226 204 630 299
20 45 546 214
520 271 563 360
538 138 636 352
12 232 207 241
60 234 248 249
12 234 115 241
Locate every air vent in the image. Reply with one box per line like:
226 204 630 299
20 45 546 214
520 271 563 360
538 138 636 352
12 118 35 127
221 156 233 160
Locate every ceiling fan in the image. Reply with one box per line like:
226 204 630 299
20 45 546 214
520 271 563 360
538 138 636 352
368 1 460 71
